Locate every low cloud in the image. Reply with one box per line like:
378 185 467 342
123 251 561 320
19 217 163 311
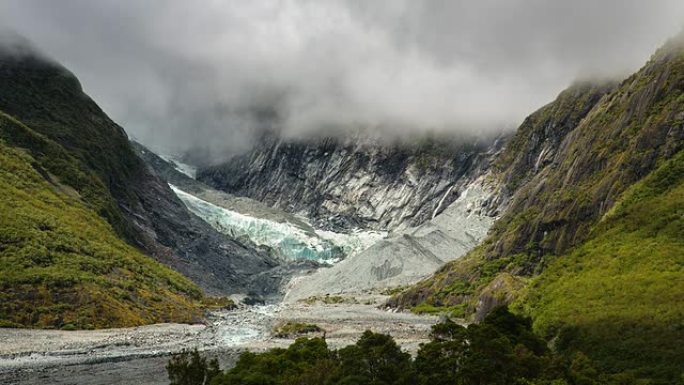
1 0 683 158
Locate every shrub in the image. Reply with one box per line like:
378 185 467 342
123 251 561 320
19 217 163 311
273 322 324 338
167 349 220 385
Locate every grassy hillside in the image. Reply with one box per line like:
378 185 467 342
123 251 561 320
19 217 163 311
0 109 127 235
0 113 202 329
514 150 684 381
0 54 143 242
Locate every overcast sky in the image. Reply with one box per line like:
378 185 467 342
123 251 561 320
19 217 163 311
1 0 683 157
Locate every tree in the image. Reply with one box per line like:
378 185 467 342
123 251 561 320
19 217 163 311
336 331 415 385
415 319 469 385
567 352 599 385
210 338 334 385
195 307 584 385
167 348 220 385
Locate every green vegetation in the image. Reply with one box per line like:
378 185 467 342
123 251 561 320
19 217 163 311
200 297 237 311
172 307 632 385
0 58 147 242
392 37 684 384
397 142 684 384
514 150 684 382
0 110 131 239
274 322 324 338
379 285 408 296
0 136 202 328
400 150 684 383
388 247 483 309
395 142 684 384
490 41 684 262
167 349 220 385
0 58 210 329
494 81 617 192
411 302 467 318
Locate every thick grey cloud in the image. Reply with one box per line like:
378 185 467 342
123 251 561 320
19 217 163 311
1 0 683 158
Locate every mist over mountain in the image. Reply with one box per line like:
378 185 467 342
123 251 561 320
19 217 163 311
2 3 684 384
1 1 683 160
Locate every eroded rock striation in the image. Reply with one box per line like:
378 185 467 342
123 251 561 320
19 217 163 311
198 133 507 232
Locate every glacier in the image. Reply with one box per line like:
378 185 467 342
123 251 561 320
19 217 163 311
159 154 197 178
170 185 385 263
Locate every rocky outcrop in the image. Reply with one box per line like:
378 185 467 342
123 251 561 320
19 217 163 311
198 133 507 232
494 81 617 194
472 273 525 322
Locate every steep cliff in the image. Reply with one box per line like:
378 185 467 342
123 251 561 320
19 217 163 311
0 49 281 297
198 133 506 232
494 81 618 195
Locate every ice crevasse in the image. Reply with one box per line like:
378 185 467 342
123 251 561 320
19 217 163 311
170 185 385 263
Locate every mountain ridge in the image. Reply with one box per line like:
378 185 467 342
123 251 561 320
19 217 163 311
0 112 203 328
389 33 684 382
197 132 507 232
0 50 287 296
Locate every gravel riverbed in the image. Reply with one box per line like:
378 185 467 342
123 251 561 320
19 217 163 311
0 298 438 385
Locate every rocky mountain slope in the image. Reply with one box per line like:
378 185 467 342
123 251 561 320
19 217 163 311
0 46 291 328
133 141 383 266
198 133 506 232
392 35 684 382
194 128 512 300
0 111 202 329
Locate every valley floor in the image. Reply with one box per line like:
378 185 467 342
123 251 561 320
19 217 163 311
0 297 438 385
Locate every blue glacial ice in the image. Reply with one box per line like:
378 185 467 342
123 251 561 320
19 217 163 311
170 185 385 263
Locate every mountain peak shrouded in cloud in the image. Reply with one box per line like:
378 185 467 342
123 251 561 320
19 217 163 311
0 29 45 59
1 1 683 159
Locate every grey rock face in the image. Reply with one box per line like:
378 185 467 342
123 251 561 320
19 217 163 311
283 175 501 301
193 131 511 300
198 133 507 232
132 141 327 298
495 81 617 195
122 165 282 296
